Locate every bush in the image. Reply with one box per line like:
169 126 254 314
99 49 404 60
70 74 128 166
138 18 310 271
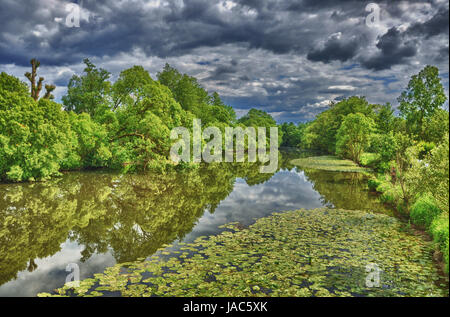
378 182 402 205
429 213 449 274
368 178 382 191
410 195 442 228
429 213 449 248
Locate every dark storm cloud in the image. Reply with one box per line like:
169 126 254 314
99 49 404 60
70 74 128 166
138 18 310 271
361 5 448 71
361 27 418 71
407 6 449 38
307 35 361 63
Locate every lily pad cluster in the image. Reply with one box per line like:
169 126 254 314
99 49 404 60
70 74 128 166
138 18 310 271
39 208 448 297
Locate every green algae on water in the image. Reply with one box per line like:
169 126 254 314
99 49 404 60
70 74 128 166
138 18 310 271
39 208 447 297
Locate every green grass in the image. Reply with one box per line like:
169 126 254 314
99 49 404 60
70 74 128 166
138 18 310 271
40 208 446 297
291 156 371 173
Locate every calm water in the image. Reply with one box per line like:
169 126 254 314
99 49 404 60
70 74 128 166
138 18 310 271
0 152 392 296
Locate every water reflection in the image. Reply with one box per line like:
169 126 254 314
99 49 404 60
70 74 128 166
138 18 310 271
0 152 388 296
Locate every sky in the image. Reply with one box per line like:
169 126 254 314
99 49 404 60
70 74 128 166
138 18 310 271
0 0 448 123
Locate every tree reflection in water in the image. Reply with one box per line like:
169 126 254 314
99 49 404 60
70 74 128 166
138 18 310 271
0 151 389 289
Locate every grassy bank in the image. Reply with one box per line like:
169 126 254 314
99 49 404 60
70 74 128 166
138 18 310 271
39 208 447 297
370 178 449 274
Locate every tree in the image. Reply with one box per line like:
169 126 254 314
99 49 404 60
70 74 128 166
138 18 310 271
336 113 375 163
374 103 395 134
0 78 72 181
304 96 377 153
157 64 234 125
24 59 55 101
111 66 154 110
416 133 449 213
238 108 282 146
421 108 449 144
0 72 29 96
62 59 111 119
398 65 447 138
280 122 306 148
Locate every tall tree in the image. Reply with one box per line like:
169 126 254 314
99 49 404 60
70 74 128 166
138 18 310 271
336 113 375 164
398 65 447 138
62 59 111 118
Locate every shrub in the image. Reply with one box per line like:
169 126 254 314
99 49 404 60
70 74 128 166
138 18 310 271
429 213 449 248
368 178 382 191
410 195 442 228
429 213 450 274
379 183 402 205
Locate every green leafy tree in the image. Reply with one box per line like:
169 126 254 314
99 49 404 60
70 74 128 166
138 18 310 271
280 122 306 148
421 108 449 144
0 76 72 181
0 72 29 96
157 64 234 126
374 103 395 134
398 65 447 138
111 66 154 110
238 108 283 146
304 96 376 153
336 113 375 163
417 133 449 212
62 59 112 119
370 132 397 171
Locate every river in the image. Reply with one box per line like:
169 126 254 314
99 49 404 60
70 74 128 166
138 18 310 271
0 151 445 296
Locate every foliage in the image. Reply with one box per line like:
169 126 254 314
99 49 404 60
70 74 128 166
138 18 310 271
0 81 72 181
359 153 380 168
367 178 382 192
40 209 446 297
418 133 449 213
280 122 306 148
238 108 283 146
0 72 29 96
374 103 395 134
304 97 376 153
421 108 449 145
398 65 447 138
62 59 112 119
157 64 235 125
410 195 443 228
108 79 191 171
62 112 112 170
336 113 375 164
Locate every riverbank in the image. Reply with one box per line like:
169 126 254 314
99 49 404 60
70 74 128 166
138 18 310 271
39 208 448 297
